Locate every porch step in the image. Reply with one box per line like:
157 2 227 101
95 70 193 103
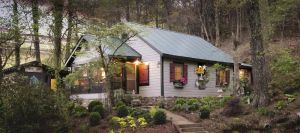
176 123 209 133
178 123 202 128
181 127 205 132
181 131 209 133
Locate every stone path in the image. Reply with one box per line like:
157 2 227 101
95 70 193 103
165 110 208 133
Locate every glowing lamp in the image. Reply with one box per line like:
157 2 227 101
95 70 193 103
134 59 141 65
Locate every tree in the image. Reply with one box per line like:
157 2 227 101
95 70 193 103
246 0 269 107
32 0 41 62
65 0 74 62
12 0 21 66
52 0 64 85
86 23 136 111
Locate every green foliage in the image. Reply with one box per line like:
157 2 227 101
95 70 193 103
115 101 126 108
73 106 88 118
109 116 148 132
269 49 300 94
153 110 167 125
175 98 186 105
0 74 70 132
187 98 200 111
88 101 103 112
285 94 296 103
149 106 159 118
89 112 101 126
117 105 129 117
78 123 89 133
92 105 105 118
274 100 287 110
199 96 232 111
256 107 274 117
199 107 210 119
212 63 226 70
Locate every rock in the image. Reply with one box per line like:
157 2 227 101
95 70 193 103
131 99 142 107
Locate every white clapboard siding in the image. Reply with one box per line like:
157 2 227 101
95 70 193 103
163 59 233 97
128 37 161 97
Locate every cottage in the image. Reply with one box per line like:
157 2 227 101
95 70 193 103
65 23 251 99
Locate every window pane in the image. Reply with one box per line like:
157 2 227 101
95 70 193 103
174 64 183 80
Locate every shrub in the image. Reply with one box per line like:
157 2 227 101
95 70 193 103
109 116 121 129
92 105 105 118
153 110 166 124
74 106 88 117
175 98 186 105
89 112 101 126
257 107 275 117
221 97 242 116
199 107 210 119
0 74 70 132
117 105 129 117
78 123 89 133
285 94 296 103
275 100 287 110
115 101 126 108
88 101 103 112
141 112 152 123
149 106 158 117
187 98 200 111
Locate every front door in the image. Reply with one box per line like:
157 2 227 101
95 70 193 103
126 63 136 93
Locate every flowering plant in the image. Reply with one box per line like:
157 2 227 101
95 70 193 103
180 77 187 84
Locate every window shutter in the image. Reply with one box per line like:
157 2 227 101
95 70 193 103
170 63 175 82
216 70 220 86
225 70 230 85
139 64 149 86
183 64 188 84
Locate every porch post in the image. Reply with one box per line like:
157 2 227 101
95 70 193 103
136 64 139 94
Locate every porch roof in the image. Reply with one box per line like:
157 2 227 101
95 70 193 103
64 35 141 67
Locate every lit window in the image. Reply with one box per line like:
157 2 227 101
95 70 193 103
174 63 183 80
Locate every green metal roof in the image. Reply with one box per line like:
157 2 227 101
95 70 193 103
82 35 141 57
127 23 234 63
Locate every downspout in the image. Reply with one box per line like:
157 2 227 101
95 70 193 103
161 55 164 96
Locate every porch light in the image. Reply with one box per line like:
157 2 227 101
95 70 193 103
134 59 141 65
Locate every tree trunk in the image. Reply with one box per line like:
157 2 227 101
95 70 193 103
155 0 159 28
13 0 20 66
136 0 141 22
233 32 240 96
52 0 64 84
32 0 41 62
65 0 73 62
247 0 269 107
125 0 130 21
214 0 220 47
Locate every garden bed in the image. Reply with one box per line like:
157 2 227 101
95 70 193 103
171 96 300 132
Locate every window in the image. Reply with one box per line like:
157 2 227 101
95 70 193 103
170 62 188 83
239 69 249 79
139 63 149 86
216 69 230 86
174 63 183 80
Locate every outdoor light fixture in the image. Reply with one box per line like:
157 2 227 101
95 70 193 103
134 59 141 65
